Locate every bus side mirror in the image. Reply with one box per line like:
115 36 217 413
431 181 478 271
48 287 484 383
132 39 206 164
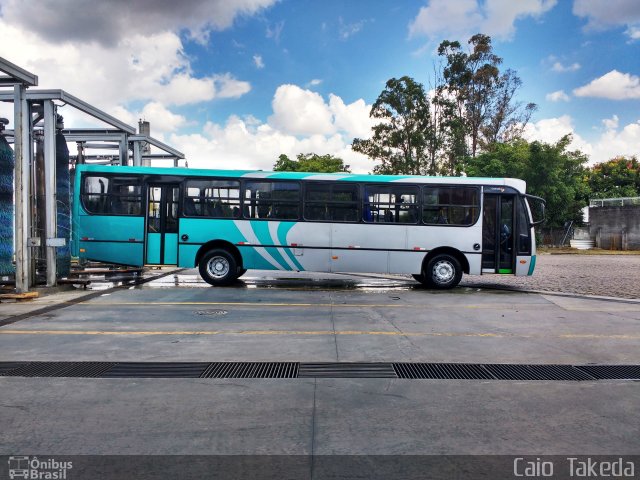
524 195 546 226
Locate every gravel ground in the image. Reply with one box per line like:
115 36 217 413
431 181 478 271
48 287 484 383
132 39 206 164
460 254 640 299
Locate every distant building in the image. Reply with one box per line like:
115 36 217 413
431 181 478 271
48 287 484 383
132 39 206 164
589 197 640 250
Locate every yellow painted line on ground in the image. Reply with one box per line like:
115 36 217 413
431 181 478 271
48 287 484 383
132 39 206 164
0 329 519 338
74 301 552 310
559 333 640 339
1 329 639 340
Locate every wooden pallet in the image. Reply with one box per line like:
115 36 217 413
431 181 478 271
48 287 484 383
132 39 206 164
0 291 39 302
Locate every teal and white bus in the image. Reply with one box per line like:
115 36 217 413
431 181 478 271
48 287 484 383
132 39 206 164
72 165 544 289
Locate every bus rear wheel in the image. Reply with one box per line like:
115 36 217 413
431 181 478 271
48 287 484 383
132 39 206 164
424 254 462 289
199 249 238 286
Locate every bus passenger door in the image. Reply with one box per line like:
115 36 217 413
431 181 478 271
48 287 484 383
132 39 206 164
146 184 179 265
482 193 515 274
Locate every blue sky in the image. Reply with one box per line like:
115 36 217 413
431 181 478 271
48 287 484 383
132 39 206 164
1 0 639 172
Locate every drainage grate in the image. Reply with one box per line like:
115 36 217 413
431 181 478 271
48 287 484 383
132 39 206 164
0 362 29 376
3 362 116 378
200 362 298 378
393 363 494 380
100 362 209 378
483 364 594 381
0 362 638 380
575 365 640 380
298 362 397 378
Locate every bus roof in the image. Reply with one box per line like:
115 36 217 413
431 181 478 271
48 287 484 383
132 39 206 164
76 164 527 193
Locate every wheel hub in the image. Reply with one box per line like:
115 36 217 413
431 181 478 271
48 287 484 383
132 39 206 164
207 256 230 278
433 260 454 283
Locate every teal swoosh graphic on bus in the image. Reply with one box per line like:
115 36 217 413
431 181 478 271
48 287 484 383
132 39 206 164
276 222 304 271
250 221 292 271
233 220 283 269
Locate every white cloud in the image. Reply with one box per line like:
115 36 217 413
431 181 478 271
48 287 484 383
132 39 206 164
602 115 619 130
268 85 336 136
266 21 285 43
167 86 377 172
338 17 369 40
328 95 376 139
139 102 187 133
308 79 323 87
268 84 376 139
0 20 252 131
523 115 591 152
591 119 640 161
523 115 640 164
573 0 640 40
574 70 640 100
253 54 265 69
546 90 570 102
627 25 640 40
172 115 375 173
409 0 556 41
212 73 252 98
551 61 581 72
0 0 277 47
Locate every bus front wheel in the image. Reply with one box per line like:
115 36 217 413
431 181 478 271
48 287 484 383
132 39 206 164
424 254 462 289
199 249 238 286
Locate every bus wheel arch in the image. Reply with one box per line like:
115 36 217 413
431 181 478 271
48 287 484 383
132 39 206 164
417 247 468 289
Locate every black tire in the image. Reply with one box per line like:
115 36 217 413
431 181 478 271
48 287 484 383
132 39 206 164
412 273 427 284
424 254 462 289
198 249 238 286
237 268 247 278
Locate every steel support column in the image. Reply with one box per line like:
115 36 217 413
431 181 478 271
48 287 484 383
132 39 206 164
43 100 57 286
119 134 128 166
13 84 30 292
132 141 142 166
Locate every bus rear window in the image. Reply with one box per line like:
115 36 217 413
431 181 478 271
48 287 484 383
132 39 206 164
81 175 142 216
184 179 240 218
422 186 479 226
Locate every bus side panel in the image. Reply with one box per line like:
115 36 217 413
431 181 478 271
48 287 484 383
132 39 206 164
77 215 145 266
283 222 331 273
179 218 331 272
330 224 404 273
178 244 200 268
388 251 426 274
466 253 482 275
515 255 532 276
146 233 162 264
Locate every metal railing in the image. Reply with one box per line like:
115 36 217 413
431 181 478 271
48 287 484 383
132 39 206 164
589 197 640 207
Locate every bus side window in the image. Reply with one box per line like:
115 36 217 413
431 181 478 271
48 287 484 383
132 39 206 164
185 179 240 218
422 186 478 226
364 185 417 224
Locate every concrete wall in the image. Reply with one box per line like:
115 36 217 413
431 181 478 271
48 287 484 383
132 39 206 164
589 206 640 250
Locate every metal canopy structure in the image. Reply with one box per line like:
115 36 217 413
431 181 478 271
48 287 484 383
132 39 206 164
0 90 185 167
0 57 38 87
1 57 37 293
0 57 185 293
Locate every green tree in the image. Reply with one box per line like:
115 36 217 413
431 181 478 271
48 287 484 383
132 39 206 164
587 157 640 199
352 76 434 175
273 153 350 173
467 136 590 227
437 34 536 158
353 35 536 175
